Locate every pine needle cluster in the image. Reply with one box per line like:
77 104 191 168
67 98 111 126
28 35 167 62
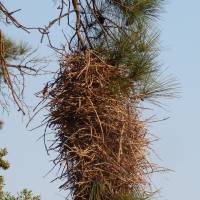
0 148 9 198
0 147 40 200
3 35 29 62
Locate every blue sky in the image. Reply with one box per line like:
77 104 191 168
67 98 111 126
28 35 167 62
0 0 200 200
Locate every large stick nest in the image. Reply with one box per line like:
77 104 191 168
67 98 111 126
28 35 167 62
44 50 157 200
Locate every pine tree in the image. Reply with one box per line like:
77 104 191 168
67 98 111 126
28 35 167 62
0 126 41 200
0 144 40 200
2 34 29 63
0 10 40 200
0 11 29 65
37 0 177 200
2 189 41 200
0 10 30 113
0 1 177 200
1 187 41 200
0 148 10 198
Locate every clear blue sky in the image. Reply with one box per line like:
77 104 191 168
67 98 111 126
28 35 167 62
0 0 200 200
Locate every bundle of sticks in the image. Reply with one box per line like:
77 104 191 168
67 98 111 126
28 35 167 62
43 50 157 200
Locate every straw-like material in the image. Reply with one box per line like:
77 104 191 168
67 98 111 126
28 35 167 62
45 50 157 199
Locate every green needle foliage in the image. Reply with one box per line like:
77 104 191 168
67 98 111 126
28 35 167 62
14 189 41 200
83 0 177 102
0 148 9 170
105 30 160 95
1 189 41 200
0 148 9 198
3 35 29 62
0 126 40 200
118 0 163 24
0 11 39 200
0 12 31 112
0 148 40 200
0 12 29 64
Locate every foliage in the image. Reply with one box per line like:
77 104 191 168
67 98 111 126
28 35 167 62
0 11 29 64
0 10 37 113
0 123 40 200
0 147 10 198
0 147 41 200
0 8 41 200
3 35 29 62
0 148 10 170
1 189 41 200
